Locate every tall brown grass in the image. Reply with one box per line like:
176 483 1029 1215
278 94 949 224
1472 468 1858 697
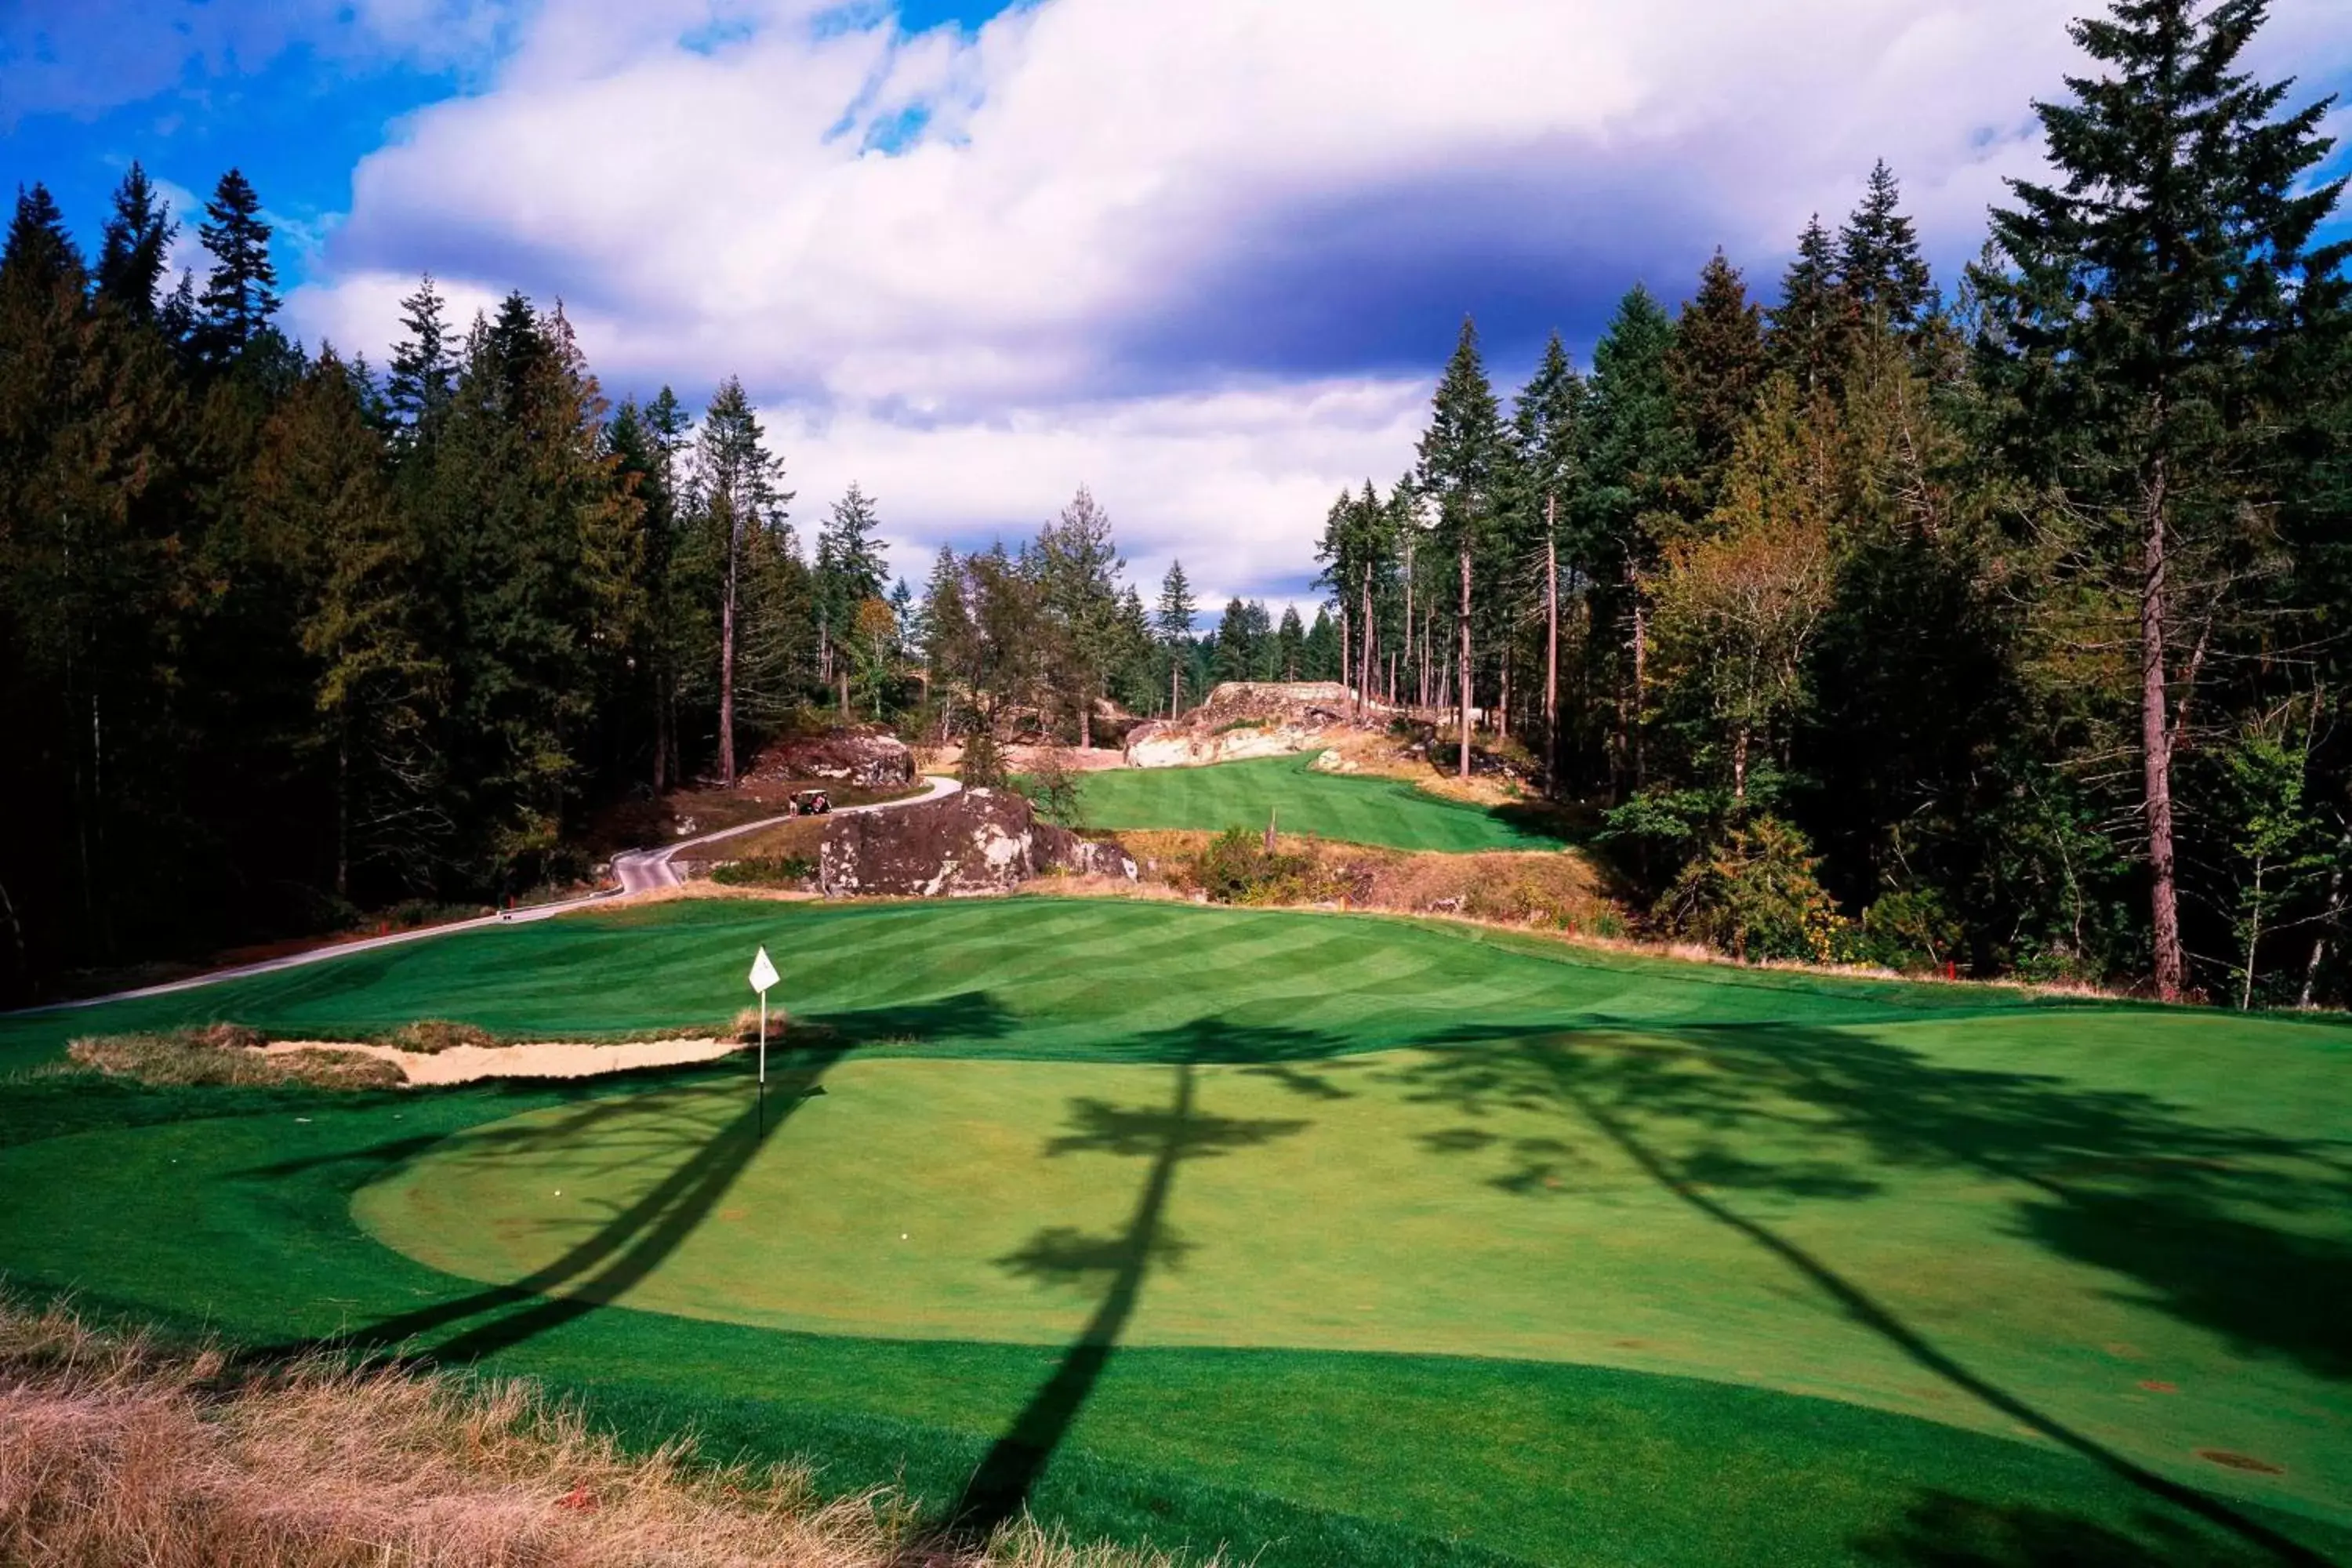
0 1297 1192 1567
67 1027 403 1090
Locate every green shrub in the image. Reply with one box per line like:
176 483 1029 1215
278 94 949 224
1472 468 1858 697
1655 816 1852 964
960 729 1008 789
1212 717 1268 735
1860 890 1963 971
1185 827 1341 906
1014 747 1086 827
713 856 818 887
386 1019 499 1054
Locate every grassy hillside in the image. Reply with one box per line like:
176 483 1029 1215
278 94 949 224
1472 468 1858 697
2 898 2347 1567
1065 755 1564 851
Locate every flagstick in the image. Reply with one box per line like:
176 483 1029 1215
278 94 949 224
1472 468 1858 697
758 990 768 1136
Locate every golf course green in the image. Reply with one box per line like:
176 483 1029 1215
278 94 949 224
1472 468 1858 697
2 897 2347 1566
1064 753 1565 850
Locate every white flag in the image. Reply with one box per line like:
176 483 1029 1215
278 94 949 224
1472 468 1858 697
748 946 779 994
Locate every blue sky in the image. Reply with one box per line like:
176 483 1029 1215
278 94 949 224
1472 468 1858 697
6 0 2350 604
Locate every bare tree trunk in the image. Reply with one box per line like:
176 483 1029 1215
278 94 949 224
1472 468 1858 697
1079 686 1093 750
334 731 350 902
1359 572 1375 724
2241 858 2266 1012
1403 554 1415 711
1169 655 1180 720
2298 821 2350 1008
1631 591 1648 789
1457 546 1473 780
2141 458 2185 1001
719 535 739 787
1732 724 1749 804
652 672 670 793
1545 514 1559 797
0 874 27 993
1338 601 1351 697
1498 642 1511 742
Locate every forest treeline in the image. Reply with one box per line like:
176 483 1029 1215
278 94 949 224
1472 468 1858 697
1310 0 2352 1006
2 0 2347 1007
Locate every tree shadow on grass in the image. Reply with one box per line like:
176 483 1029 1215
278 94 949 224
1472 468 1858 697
1392 1022 2351 1566
1856 1492 2328 1567
245 992 1018 1369
953 1018 1316 1539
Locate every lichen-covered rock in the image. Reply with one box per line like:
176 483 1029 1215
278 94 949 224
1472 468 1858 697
1035 821 1141 881
750 728 915 789
817 787 1135 897
1122 681 1373 768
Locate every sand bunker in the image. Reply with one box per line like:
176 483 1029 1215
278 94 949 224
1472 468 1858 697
260 1036 743 1087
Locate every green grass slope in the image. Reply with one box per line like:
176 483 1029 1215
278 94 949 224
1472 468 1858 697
1 898 2347 1567
1065 754 1563 851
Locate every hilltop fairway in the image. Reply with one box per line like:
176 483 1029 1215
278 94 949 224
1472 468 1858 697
1 898 2347 1566
1065 753 1565 851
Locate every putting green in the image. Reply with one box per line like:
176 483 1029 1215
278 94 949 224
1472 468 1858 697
5 898 2350 1565
353 1022 2352 1522
1065 754 1563 851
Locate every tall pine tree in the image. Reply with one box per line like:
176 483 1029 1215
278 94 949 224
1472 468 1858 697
1416 318 1505 775
1972 0 2347 1000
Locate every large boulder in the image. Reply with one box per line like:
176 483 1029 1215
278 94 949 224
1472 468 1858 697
1123 681 1370 768
750 727 915 789
817 787 1136 898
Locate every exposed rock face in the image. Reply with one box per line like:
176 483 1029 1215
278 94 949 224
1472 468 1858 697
1123 681 1373 768
750 728 915 789
818 787 1137 897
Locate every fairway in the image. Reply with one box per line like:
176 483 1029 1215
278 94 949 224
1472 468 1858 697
1065 754 1564 850
2 898 2348 1566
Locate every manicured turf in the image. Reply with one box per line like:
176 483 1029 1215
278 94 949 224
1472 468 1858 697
1065 754 1565 851
2 898 2348 1567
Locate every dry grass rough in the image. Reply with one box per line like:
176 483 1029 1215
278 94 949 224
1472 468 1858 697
67 1029 402 1091
0 1296 1196 1568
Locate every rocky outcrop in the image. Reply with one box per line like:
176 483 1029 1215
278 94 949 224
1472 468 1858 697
817 787 1137 897
1123 681 1374 768
750 728 915 790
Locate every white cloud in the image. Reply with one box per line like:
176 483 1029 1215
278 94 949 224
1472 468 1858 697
772 376 1428 608
282 0 2352 595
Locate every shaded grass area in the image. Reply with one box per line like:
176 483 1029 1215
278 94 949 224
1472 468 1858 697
0 898 2067 1076
2 900 2349 1566
1067 756 1566 852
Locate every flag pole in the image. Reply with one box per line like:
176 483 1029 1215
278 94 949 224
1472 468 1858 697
758 990 768 1136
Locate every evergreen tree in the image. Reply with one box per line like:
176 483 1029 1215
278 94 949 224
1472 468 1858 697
94 162 175 321
1511 331 1586 767
252 347 443 896
1416 317 1505 775
1033 485 1124 745
1303 607 1341 681
1578 285 1693 789
1212 597 1255 684
1156 558 1196 714
1972 0 2347 1000
386 274 456 434
1666 250 1768 469
815 482 889 706
1767 215 1849 394
692 376 790 785
1276 605 1305 681
1838 160 1935 329
192 168 278 362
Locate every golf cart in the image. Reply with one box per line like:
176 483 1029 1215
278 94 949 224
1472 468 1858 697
791 789 832 815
